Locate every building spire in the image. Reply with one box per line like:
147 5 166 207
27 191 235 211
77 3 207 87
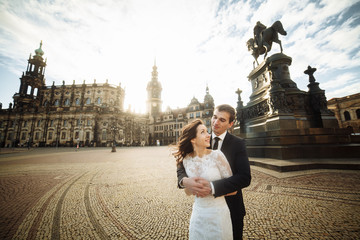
152 60 158 81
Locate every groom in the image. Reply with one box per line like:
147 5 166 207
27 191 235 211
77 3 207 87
177 104 251 239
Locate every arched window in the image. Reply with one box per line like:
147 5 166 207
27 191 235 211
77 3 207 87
43 100 48 106
86 98 91 105
344 111 351 121
356 109 360 119
75 98 80 105
54 99 59 106
64 99 70 106
97 97 101 104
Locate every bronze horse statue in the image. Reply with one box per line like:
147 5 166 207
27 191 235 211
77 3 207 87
247 21 287 66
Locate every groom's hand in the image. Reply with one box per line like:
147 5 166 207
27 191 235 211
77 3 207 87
195 178 212 197
182 177 211 197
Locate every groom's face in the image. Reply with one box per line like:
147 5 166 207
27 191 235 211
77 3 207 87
211 109 234 136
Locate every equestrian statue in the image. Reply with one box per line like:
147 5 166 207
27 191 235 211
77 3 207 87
247 20 287 66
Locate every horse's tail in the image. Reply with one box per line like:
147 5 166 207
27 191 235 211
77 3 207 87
272 21 287 36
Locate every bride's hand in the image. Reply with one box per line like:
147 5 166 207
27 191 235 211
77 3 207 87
224 191 237 196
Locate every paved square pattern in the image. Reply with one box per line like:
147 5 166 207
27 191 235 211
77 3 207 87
0 147 359 239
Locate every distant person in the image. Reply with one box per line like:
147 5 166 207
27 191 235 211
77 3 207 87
76 138 80 151
177 104 251 239
173 119 236 239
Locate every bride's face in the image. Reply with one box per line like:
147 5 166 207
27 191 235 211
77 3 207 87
191 124 210 148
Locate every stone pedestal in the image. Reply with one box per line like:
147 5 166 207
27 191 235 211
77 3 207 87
236 53 359 159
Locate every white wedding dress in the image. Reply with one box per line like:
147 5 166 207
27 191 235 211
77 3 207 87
183 150 233 240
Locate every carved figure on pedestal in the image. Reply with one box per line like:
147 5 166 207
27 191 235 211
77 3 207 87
304 66 316 83
246 21 287 66
268 93 282 115
253 21 266 49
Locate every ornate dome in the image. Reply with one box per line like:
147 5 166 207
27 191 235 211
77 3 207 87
204 86 214 104
35 41 44 57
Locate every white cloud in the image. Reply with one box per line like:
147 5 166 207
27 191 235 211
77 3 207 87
0 0 359 112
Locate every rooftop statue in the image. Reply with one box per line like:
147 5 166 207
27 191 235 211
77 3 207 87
247 20 287 66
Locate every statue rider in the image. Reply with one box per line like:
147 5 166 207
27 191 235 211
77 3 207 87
253 21 266 49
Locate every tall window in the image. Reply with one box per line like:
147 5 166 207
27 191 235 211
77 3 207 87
61 132 66 139
102 131 107 140
37 120 41 127
35 132 40 140
76 98 80 105
86 98 91 105
344 111 351 121
97 97 101 104
7 132 13 140
64 99 70 106
54 99 59 106
63 120 67 127
50 120 54 127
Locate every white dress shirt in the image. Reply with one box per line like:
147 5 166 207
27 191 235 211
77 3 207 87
210 131 228 195
212 131 227 150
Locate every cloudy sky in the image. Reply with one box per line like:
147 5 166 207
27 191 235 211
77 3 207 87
0 0 359 113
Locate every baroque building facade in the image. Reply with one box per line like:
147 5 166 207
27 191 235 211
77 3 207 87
0 42 149 148
327 93 360 133
0 42 215 148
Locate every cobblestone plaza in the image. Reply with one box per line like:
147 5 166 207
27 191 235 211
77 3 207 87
0 147 359 239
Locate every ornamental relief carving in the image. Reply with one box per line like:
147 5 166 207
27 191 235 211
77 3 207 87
242 100 270 120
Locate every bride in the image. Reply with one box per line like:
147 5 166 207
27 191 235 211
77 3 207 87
173 119 236 240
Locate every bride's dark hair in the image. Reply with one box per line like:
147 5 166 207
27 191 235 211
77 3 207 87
173 119 203 166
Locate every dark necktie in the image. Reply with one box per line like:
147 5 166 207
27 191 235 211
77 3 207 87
213 137 220 150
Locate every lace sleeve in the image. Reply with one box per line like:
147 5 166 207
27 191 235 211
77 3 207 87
215 151 232 178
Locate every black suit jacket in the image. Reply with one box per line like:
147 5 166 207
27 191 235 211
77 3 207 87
177 132 251 217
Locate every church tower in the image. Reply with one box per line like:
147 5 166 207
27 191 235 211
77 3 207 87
146 61 162 116
204 85 214 110
13 41 46 110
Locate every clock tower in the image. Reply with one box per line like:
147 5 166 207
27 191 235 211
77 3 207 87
146 62 162 116
13 41 46 111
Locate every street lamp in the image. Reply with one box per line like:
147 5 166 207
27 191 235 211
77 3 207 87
110 124 118 152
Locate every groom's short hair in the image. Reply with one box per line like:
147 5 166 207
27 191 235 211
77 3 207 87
215 104 236 123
